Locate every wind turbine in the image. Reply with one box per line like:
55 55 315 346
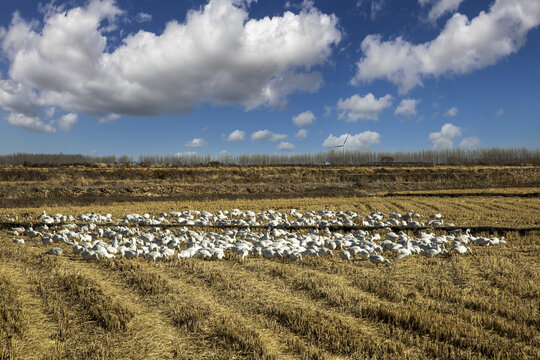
330 133 349 156
329 133 349 165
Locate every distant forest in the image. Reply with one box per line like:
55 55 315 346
1 148 539 166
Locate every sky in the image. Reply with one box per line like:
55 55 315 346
0 0 539 157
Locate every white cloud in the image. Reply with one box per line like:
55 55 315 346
496 108 504 116
185 138 207 147
444 106 458 117
292 110 315 127
251 129 287 142
0 78 40 116
224 129 245 142
428 123 461 149
98 113 121 123
0 0 341 130
420 0 464 22
323 131 380 150
277 141 295 151
353 0 540 93
459 136 481 148
337 93 392 122
136 12 152 23
251 129 272 141
56 112 78 131
295 128 308 139
5 112 56 133
394 98 420 119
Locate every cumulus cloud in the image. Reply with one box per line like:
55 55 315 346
185 138 207 147
251 129 272 141
459 136 481 148
428 123 461 149
292 110 315 127
295 128 308 139
224 129 245 142
323 131 380 150
56 113 78 131
419 0 464 22
337 93 392 122
0 0 341 131
394 98 420 119
353 0 540 93
5 112 56 133
444 106 458 117
251 129 287 142
277 141 295 151
496 108 504 116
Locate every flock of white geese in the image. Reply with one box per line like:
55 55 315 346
7 209 506 264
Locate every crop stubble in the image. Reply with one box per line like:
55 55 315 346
0 165 539 359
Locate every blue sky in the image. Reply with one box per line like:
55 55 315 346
0 0 539 157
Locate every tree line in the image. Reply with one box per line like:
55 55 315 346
1 148 539 166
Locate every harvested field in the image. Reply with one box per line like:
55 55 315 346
0 165 539 359
1 165 539 207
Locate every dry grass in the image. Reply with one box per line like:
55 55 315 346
1 165 538 207
0 166 539 359
0 275 26 359
2 193 539 227
1 226 539 359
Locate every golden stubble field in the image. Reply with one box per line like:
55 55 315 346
1 165 539 359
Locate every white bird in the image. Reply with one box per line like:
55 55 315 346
45 247 63 256
396 248 411 261
288 252 302 261
451 242 472 255
146 251 162 261
357 249 370 260
369 254 390 265
82 249 99 260
421 247 440 258
339 250 351 262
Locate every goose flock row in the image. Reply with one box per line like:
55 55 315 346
6 209 506 264
14 208 453 228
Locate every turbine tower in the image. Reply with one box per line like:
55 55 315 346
330 133 349 156
329 133 349 165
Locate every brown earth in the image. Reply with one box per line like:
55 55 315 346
1 165 539 207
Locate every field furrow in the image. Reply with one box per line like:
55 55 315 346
234 258 539 359
0 262 59 360
1 165 539 359
96 259 282 360
167 259 429 359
